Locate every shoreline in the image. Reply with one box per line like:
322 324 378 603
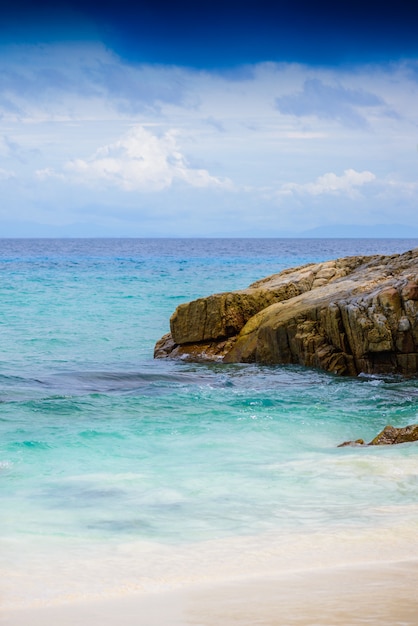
3 520 418 621
2 559 418 626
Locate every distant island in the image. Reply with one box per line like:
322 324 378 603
296 224 418 238
1 223 418 239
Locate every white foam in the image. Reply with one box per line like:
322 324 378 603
2 519 418 610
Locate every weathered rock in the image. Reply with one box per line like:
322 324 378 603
155 248 418 376
369 423 418 445
169 257 370 345
338 424 418 447
337 439 366 448
154 332 236 362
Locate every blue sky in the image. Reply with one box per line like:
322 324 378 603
1 0 418 236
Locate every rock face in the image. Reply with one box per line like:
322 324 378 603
154 248 418 376
369 423 418 445
338 424 418 447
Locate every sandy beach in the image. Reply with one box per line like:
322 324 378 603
3 522 418 626
2 560 418 626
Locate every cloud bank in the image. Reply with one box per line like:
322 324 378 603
0 43 417 236
275 78 385 127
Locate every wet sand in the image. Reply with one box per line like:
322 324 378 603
2 560 418 626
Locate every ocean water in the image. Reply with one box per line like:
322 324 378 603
2 238 418 609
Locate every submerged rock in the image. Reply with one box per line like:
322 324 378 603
155 248 418 377
337 439 366 448
338 424 418 447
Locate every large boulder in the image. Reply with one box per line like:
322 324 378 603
168 257 368 344
154 248 418 376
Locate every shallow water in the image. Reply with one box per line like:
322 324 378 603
1 238 418 607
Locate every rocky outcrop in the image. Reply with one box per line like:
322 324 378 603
154 248 418 376
168 257 367 345
338 424 418 447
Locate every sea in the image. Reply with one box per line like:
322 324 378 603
2 237 418 610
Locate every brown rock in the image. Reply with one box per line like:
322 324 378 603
401 281 418 301
369 424 418 445
154 332 236 362
169 257 369 345
155 248 418 376
337 439 365 447
338 424 418 447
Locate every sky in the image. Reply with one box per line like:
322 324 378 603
0 0 418 237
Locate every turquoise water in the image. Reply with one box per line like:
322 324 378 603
2 238 418 607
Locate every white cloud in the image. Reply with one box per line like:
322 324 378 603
1 42 418 236
280 169 376 198
0 167 15 180
35 167 65 181
43 125 232 191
